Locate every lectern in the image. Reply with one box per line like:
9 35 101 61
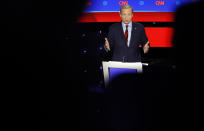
102 61 148 88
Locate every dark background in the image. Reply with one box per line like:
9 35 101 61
5 0 203 131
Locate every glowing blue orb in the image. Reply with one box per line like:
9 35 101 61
139 1 144 6
103 1 108 6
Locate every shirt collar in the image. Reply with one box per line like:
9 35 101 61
122 21 132 28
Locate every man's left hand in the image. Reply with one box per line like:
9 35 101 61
143 41 150 54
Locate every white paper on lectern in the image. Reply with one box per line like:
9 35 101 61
102 61 143 88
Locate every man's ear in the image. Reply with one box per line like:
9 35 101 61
119 12 121 17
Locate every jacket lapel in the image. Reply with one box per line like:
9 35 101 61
129 22 136 47
119 22 127 45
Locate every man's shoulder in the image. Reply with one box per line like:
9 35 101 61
109 22 121 29
132 21 145 28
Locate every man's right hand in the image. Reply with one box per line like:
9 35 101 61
105 37 110 51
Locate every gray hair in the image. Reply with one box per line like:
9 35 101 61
120 5 133 14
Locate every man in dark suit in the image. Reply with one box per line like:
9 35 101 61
105 5 150 62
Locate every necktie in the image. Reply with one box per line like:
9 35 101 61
124 24 128 45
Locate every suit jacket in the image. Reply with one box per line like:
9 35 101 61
107 21 148 62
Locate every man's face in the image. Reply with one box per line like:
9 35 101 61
120 8 133 24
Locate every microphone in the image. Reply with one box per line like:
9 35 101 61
122 56 126 62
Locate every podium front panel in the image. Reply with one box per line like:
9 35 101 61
102 61 143 88
109 67 137 82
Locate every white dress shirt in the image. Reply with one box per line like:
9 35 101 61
122 21 132 47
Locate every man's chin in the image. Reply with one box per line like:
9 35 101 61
124 21 131 24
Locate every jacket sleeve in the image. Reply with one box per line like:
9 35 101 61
140 25 149 47
107 25 114 51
